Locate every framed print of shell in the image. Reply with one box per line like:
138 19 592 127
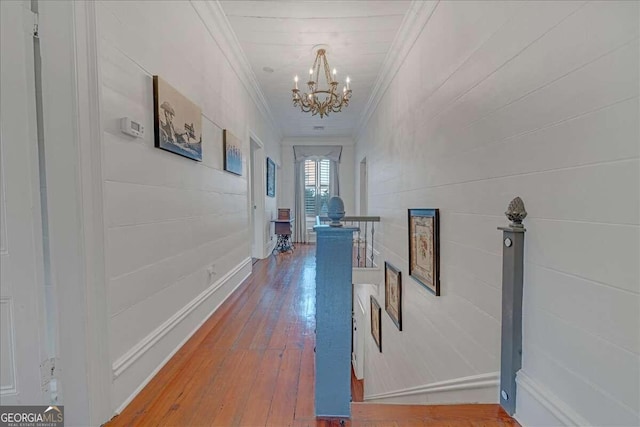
384 261 402 330
408 209 440 296
370 296 382 352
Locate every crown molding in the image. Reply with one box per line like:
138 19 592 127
281 136 355 147
353 0 438 141
191 1 282 140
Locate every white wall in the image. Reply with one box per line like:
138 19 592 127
280 137 356 216
96 0 281 412
355 2 639 425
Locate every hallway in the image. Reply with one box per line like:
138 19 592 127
107 246 518 427
0 1 636 424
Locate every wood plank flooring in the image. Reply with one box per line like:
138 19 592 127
106 245 519 427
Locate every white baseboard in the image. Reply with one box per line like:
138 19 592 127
515 370 589 427
353 268 382 286
364 372 499 403
112 257 252 413
266 238 276 257
307 232 317 243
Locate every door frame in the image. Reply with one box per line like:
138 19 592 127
0 0 48 405
37 1 112 424
248 131 266 259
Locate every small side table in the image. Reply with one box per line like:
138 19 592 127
271 218 295 254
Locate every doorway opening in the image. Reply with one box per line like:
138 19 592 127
359 158 368 215
249 136 265 259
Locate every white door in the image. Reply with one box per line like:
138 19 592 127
0 0 47 405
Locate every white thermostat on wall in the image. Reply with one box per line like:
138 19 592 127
120 117 144 138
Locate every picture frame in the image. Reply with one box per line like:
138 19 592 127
266 157 276 197
223 129 242 175
384 262 402 331
370 296 382 352
153 76 202 161
408 209 440 296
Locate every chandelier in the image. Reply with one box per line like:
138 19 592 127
292 48 352 118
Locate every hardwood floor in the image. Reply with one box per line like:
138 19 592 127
106 245 518 427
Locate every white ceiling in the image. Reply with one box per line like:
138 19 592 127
219 1 412 138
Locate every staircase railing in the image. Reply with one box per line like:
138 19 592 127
316 216 381 268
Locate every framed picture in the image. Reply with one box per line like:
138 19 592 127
408 209 440 296
223 129 242 175
385 262 402 331
370 296 382 352
266 157 276 197
153 76 202 161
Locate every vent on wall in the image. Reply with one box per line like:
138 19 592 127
313 126 324 131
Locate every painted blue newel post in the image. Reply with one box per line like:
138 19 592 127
498 197 527 415
314 197 357 418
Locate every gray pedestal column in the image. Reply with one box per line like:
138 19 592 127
498 197 527 416
314 225 357 418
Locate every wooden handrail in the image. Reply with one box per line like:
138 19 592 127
315 216 380 268
316 216 381 224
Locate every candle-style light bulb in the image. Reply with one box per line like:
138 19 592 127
309 68 314 76
346 76 350 90
333 68 337 75
294 75 298 89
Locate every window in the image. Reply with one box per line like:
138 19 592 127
304 159 331 217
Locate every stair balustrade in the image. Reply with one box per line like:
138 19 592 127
316 216 381 269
